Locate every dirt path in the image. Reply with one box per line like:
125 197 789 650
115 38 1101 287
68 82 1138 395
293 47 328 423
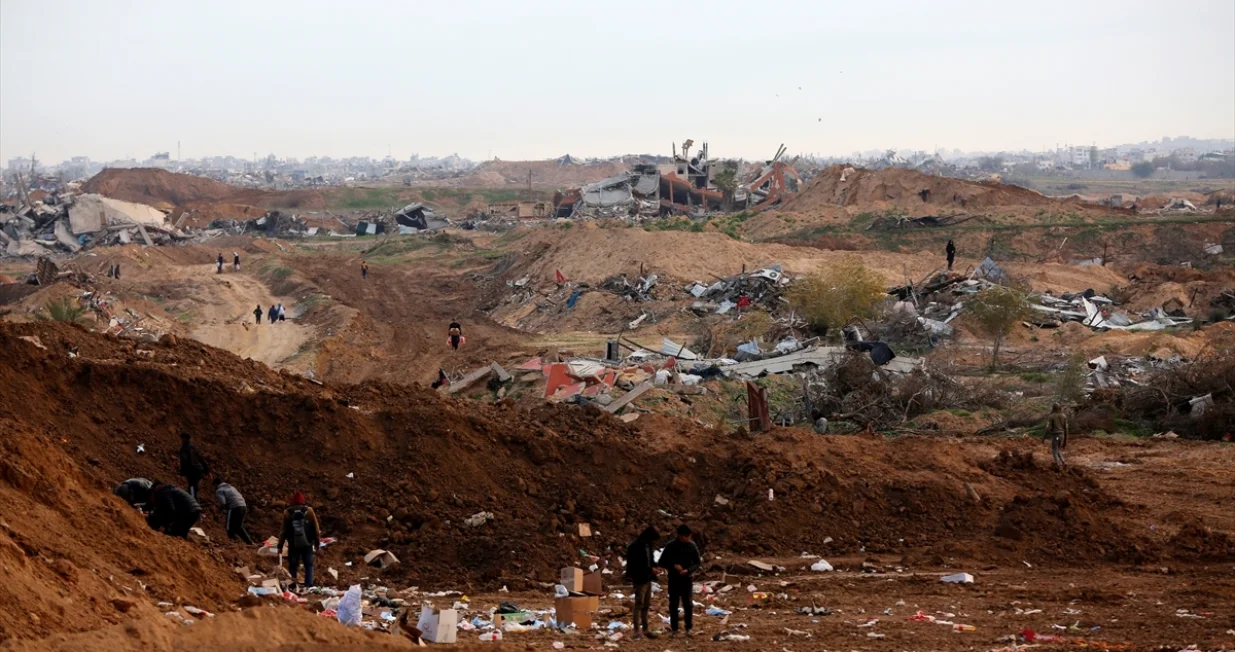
178 265 312 367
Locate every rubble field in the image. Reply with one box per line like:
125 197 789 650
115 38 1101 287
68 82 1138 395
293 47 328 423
1 322 1233 649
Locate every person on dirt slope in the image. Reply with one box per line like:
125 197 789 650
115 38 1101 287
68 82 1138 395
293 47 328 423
946 239 957 271
277 303 286 322
113 477 154 510
233 252 240 272
447 320 463 351
254 305 263 324
430 368 449 390
216 253 224 274
213 477 254 544
1046 403 1069 470
268 305 277 324
625 526 662 640
178 432 210 500
657 524 702 637
146 482 202 538
361 260 368 280
278 491 321 589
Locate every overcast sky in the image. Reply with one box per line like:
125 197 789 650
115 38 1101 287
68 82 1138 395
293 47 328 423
2 0 1233 163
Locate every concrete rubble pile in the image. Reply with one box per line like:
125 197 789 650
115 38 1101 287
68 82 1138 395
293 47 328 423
684 265 790 315
890 257 1200 340
1 192 202 258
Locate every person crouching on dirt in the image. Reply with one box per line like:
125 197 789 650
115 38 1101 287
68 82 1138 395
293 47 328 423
113 477 154 510
657 524 702 637
214 477 254 544
1046 403 1069 470
254 304 263 324
625 526 662 640
178 432 210 500
216 253 224 274
233 252 240 272
279 491 321 589
146 482 202 538
430 368 449 390
447 321 463 351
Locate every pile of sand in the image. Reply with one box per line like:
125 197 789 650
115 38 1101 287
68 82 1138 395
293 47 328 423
82 169 326 211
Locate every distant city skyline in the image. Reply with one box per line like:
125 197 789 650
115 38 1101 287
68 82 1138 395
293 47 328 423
3 0 1233 164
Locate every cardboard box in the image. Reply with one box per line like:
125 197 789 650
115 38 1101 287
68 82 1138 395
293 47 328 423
559 567 584 592
416 605 458 644
554 596 594 630
582 571 603 596
493 611 534 627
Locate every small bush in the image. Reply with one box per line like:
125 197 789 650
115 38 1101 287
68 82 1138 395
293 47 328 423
786 258 886 335
35 297 91 325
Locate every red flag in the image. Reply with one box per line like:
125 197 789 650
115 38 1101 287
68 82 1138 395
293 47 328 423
555 269 566 284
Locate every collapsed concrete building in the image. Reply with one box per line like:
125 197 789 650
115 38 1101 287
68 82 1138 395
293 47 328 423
552 140 800 219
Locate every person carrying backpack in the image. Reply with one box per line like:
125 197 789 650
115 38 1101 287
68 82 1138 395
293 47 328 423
278 491 321 588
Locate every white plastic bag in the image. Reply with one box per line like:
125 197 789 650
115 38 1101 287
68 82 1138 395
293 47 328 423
337 584 363 626
810 559 834 572
554 584 569 598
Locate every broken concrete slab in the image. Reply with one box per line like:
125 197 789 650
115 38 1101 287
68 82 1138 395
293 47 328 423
605 381 653 414
68 194 167 234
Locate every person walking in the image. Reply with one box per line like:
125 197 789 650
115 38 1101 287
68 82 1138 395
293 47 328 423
1046 403 1069 470
254 305 263 324
268 304 278 324
277 303 286 322
361 261 368 280
178 432 210 500
278 491 321 589
946 239 957 271
447 320 463 351
625 526 662 640
216 253 224 274
233 252 241 272
146 482 202 538
214 477 254 544
657 524 702 637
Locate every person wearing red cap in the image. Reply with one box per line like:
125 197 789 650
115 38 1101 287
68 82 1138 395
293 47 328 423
278 491 321 588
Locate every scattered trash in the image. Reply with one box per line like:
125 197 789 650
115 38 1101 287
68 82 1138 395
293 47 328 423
941 573 974 584
336 585 363 626
363 549 399 569
810 560 834 572
464 511 495 527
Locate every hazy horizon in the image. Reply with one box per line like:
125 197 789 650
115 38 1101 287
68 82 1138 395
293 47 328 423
2 0 1233 164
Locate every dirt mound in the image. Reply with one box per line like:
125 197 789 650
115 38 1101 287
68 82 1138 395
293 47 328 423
4 606 411 652
1 322 1176 586
0 422 244 642
782 165 1106 217
81 169 326 211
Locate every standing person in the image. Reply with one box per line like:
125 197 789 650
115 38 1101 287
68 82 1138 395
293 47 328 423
146 482 202 538
113 477 154 509
254 305 263 324
278 491 321 589
657 524 702 637
361 261 368 280
277 303 286 322
447 320 462 351
213 477 254 544
946 239 957 271
268 305 278 324
233 252 241 272
216 253 224 274
625 526 662 640
1046 403 1069 470
178 432 210 500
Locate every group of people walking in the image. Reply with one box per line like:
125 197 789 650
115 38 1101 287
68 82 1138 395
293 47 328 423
254 303 287 324
217 252 240 274
112 432 321 589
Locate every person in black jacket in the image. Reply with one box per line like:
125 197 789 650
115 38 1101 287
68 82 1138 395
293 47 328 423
147 483 202 538
178 433 210 500
624 526 661 640
656 524 702 636
946 239 957 271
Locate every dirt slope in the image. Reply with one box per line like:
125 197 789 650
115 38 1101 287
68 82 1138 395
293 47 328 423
0 423 244 642
82 169 326 211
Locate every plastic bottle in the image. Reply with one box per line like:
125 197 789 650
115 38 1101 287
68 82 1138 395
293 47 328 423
478 631 503 641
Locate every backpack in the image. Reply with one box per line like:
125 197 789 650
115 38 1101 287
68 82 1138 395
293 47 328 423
290 507 310 549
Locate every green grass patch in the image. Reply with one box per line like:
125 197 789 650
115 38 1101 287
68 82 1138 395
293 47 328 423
1019 372 1051 383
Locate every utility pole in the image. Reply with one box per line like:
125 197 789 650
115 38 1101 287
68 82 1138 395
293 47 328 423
527 170 532 192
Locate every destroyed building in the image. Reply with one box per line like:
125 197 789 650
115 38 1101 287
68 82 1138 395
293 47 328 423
393 203 449 232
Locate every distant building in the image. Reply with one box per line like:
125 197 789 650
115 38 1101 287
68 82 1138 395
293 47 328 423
1172 148 1197 164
